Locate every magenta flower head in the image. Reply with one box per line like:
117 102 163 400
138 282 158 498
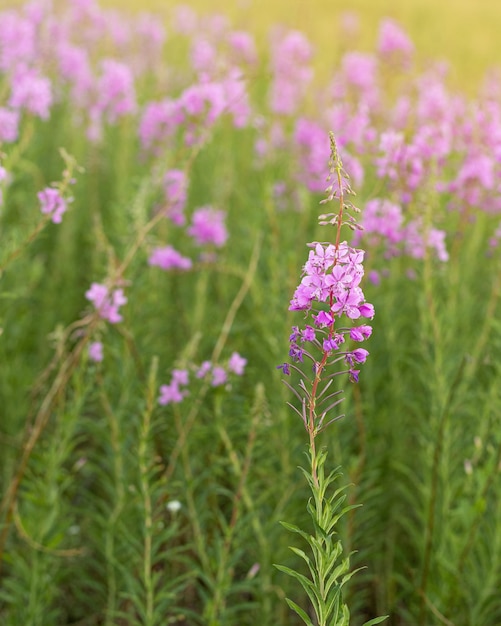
228 352 247 376
9 68 53 120
188 206 228 248
163 169 188 225
378 18 414 66
280 133 374 437
0 107 19 143
88 341 104 363
148 245 192 271
38 187 68 224
85 282 127 324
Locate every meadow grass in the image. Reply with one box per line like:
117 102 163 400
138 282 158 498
1 1 501 625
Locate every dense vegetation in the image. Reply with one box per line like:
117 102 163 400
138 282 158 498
1 2 501 624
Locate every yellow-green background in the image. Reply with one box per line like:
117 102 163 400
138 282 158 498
5 0 501 83
112 0 500 84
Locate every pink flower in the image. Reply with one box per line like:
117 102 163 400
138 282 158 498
88 341 104 362
158 382 186 405
163 169 188 224
228 352 247 375
211 366 227 387
269 29 313 115
148 246 192 271
85 282 127 324
9 68 52 120
95 59 136 123
0 11 36 72
378 18 414 65
0 107 19 143
139 99 183 153
196 361 212 379
188 206 228 247
38 187 67 223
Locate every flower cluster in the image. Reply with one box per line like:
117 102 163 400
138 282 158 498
85 282 127 324
158 352 247 406
278 133 374 438
38 187 68 224
283 241 374 383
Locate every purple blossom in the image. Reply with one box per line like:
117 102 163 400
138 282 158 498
211 366 228 387
269 29 313 115
9 68 52 120
196 361 212 379
158 382 186 405
85 282 127 324
346 348 369 365
139 98 184 154
0 11 36 72
349 325 373 342
94 59 136 123
313 311 333 328
277 362 291 376
163 169 188 225
323 337 339 353
0 107 19 143
88 341 104 362
57 42 94 106
172 369 189 386
378 18 414 66
289 344 304 363
228 352 247 375
38 188 67 224
301 326 316 342
148 246 192 271
188 206 228 247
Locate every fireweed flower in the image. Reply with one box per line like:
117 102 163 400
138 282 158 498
211 366 228 387
378 18 414 67
85 282 127 323
228 352 247 375
158 354 247 406
9 68 53 120
188 206 228 247
163 169 188 225
148 246 192 271
279 133 374 433
88 341 104 362
0 107 20 143
38 187 68 223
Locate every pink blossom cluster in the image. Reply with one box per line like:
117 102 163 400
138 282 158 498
269 29 313 116
38 187 68 224
158 352 247 406
148 205 228 273
85 283 128 324
148 245 192 271
352 199 449 263
139 74 251 152
281 241 374 382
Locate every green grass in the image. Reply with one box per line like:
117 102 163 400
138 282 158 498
1 1 501 625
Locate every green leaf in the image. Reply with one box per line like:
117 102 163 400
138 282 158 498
363 616 389 625
285 598 315 626
274 564 321 614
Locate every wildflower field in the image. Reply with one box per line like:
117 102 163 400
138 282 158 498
2 1 501 625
